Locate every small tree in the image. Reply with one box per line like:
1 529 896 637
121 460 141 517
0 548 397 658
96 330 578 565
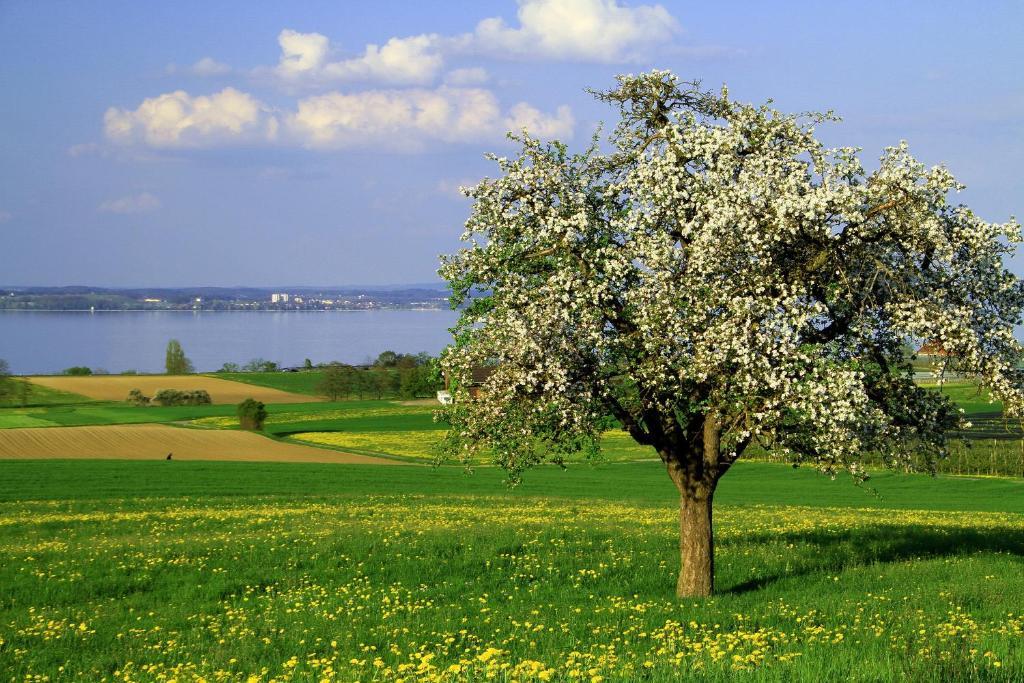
317 363 355 400
374 350 399 368
63 366 92 376
165 340 194 375
439 71 1024 597
219 362 240 373
243 358 277 373
399 367 418 399
237 398 267 430
400 361 442 398
370 368 398 399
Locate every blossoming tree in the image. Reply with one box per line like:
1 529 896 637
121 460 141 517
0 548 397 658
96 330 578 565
438 71 1024 597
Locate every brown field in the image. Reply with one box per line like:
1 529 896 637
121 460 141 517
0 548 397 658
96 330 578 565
0 424 400 464
27 375 317 404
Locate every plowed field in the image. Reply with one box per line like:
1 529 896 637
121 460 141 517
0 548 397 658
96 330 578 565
27 375 316 404
0 424 398 464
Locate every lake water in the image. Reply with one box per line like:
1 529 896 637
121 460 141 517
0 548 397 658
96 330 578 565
0 310 461 374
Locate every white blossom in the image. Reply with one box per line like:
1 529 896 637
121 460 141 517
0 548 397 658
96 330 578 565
437 71 1024 484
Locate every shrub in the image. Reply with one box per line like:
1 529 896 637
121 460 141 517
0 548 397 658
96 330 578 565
126 389 150 406
63 366 92 376
187 390 212 405
237 398 267 430
153 389 182 406
153 389 212 406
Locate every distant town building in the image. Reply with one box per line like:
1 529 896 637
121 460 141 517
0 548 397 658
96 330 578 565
271 293 290 303
440 366 496 402
918 340 950 357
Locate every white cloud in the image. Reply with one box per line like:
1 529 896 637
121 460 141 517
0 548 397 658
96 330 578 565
276 29 330 77
286 86 573 151
104 88 278 148
468 0 678 62
272 30 444 86
252 2 680 90
323 34 443 84
0 210 12 223
190 57 231 76
104 82 573 153
443 67 489 86
166 57 233 77
505 102 574 138
98 192 161 214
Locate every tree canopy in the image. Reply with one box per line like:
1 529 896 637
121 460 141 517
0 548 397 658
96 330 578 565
165 339 194 375
438 71 1024 597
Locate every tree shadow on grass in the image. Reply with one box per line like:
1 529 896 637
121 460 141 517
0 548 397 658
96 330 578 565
725 523 1024 594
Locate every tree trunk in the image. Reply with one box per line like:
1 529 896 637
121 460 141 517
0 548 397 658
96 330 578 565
666 411 722 598
672 473 716 598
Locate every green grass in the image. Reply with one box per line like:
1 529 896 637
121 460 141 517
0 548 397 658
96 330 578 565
1 460 1022 682
209 371 327 396
926 380 1001 416
0 379 95 408
264 401 441 435
2 375 1023 679
0 401 355 430
2 458 1024 512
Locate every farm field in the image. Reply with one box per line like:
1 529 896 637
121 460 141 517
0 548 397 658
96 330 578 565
0 401 346 430
4 377 1022 475
0 423 397 464
213 370 327 396
26 375 317 404
1 460 1022 682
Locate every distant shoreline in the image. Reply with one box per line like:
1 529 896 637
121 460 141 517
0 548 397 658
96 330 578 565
0 308 451 313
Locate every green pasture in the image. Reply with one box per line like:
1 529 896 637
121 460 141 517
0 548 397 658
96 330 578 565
210 370 327 396
1 460 1022 682
2 376 1024 680
0 379 94 408
0 401 343 430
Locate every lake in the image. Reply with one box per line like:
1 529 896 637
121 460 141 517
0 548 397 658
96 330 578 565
0 310 461 374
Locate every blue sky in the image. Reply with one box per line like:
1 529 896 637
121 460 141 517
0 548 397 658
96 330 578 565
1 0 1021 286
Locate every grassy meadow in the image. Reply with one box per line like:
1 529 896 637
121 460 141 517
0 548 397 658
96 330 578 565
1 373 1023 681
1 461 1023 682
213 371 328 397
